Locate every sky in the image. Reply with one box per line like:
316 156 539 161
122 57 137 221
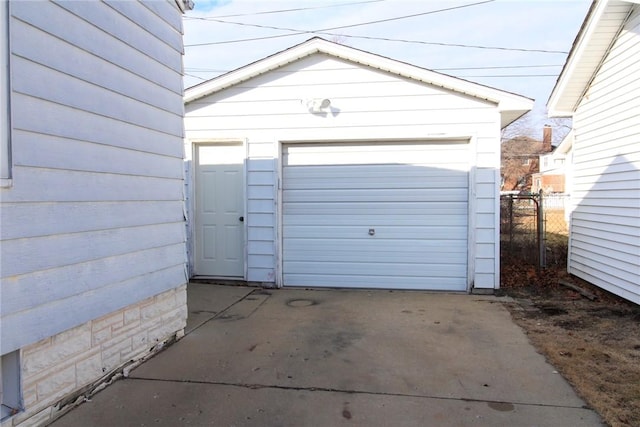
182 0 593 140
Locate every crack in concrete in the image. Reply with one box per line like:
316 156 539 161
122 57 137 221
128 377 592 411
186 288 258 335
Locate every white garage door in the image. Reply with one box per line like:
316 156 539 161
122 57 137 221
282 141 469 291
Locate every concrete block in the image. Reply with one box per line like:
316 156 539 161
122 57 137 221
143 295 180 321
130 330 149 350
21 337 52 358
91 312 123 333
91 326 111 346
21 386 38 408
101 337 132 365
36 365 76 403
23 325 90 378
147 323 178 345
75 350 103 387
161 306 187 326
175 284 187 306
111 314 144 336
120 344 148 364
123 307 140 325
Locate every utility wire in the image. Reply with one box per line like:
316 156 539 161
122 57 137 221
436 64 562 71
185 0 386 19
186 29 569 54
186 1 533 51
184 73 208 81
192 0 493 30
185 1 568 54
185 64 563 73
187 32 306 46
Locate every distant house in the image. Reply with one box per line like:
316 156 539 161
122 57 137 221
501 127 552 192
547 0 640 304
1 1 191 425
531 130 573 194
183 37 533 293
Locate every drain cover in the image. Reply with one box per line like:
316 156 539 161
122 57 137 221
286 299 318 307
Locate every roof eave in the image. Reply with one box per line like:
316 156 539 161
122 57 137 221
185 41 323 103
547 0 635 117
185 38 533 117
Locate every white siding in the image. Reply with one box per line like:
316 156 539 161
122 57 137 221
569 6 640 304
1 1 9 183
185 54 502 288
0 1 187 353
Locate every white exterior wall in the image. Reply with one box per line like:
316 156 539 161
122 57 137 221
185 54 503 289
0 2 188 421
569 6 640 304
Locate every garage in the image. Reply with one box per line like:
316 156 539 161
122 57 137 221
282 141 469 290
184 37 533 291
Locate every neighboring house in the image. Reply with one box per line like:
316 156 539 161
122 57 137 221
531 130 574 194
548 0 640 304
501 126 552 192
1 1 192 425
183 37 533 293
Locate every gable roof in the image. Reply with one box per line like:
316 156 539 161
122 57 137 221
185 37 533 128
547 0 638 116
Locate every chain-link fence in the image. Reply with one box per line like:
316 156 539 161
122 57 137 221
500 192 569 268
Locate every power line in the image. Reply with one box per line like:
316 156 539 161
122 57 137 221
436 64 562 71
185 0 386 19
193 0 493 31
185 0 568 55
186 29 569 54
187 1 540 51
184 64 563 73
187 32 305 46
184 73 207 81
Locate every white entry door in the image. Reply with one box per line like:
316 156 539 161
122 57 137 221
194 144 245 277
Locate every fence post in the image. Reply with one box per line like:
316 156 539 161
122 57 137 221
537 190 546 269
508 195 514 249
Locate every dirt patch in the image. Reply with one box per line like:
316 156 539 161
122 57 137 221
500 267 640 427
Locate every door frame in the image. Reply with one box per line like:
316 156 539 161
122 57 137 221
191 139 248 280
276 136 477 291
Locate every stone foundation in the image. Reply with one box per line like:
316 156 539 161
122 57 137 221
2 284 187 427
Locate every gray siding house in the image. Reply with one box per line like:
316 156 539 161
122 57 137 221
1 1 191 425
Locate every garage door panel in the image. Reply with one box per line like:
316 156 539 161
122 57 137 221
283 225 467 239
284 201 468 215
283 188 468 203
284 164 467 179
284 238 467 253
285 142 469 167
285 151 469 166
284 250 466 265
283 177 468 190
284 167 468 189
282 141 469 291
285 240 467 265
283 214 467 227
284 261 466 278
283 274 466 290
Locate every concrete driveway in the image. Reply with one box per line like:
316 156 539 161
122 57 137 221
52 283 602 426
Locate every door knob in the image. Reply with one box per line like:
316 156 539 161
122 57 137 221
239 216 244 222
